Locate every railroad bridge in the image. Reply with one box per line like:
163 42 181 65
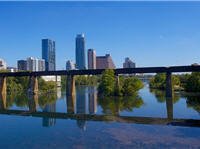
0 65 200 97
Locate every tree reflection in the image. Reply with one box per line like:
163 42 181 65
150 89 180 104
38 93 57 109
98 95 145 116
185 96 200 114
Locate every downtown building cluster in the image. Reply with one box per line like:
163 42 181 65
0 33 136 72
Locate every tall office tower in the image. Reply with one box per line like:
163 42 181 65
96 54 116 69
66 60 76 70
17 60 27 71
42 39 56 71
88 49 96 69
76 34 86 70
123 57 136 68
0 58 6 70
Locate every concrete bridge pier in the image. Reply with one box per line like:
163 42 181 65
67 95 75 114
0 93 6 110
28 76 38 94
166 72 173 97
166 96 173 120
28 93 38 112
0 76 6 95
66 75 76 96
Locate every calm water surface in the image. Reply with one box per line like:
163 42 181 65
0 83 200 149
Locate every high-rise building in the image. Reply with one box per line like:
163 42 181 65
7 66 17 72
17 60 27 71
96 54 116 69
123 57 136 68
76 34 86 70
42 39 56 71
27 57 45 72
0 58 6 70
66 60 76 70
88 49 96 69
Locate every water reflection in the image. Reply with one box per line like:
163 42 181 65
0 85 200 129
43 103 56 127
28 93 38 112
76 86 87 131
98 95 145 116
88 86 97 114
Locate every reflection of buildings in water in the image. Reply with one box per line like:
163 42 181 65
76 87 87 130
43 103 56 127
57 87 61 98
0 93 6 110
28 94 38 112
67 95 75 114
166 96 173 120
88 86 97 114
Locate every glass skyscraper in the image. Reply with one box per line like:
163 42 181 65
42 39 56 71
76 34 86 70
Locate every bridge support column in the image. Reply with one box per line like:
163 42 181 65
66 75 75 96
0 76 6 95
67 95 75 114
28 93 38 112
166 72 173 97
28 76 38 94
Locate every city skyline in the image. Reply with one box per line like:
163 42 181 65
1 1 200 69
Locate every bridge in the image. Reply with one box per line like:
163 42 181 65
0 65 200 97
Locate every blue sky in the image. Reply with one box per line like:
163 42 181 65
1 1 200 70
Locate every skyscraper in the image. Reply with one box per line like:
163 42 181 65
66 60 76 70
123 57 136 68
88 49 96 69
26 57 45 72
76 34 86 70
42 39 56 71
17 60 27 71
96 54 116 69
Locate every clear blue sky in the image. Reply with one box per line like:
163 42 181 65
1 1 200 70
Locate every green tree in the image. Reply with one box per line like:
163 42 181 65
98 69 115 96
184 72 200 92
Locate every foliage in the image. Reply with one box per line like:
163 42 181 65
122 77 144 96
38 78 57 92
98 69 116 96
149 73 181 90
184 72 200 92
98 69 144 97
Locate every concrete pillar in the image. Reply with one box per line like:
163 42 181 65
67 95 75 114
0 76 6 95
0 93 6 110
66 75 76 96
166 72 173 97
28 93 38 112
28 76 38 94
166 96 173 120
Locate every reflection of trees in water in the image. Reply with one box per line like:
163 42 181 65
150 89 180 104
2 91 58 110
185 95 200 114
6 92 28 109
38 93 57 109
98 95 145 116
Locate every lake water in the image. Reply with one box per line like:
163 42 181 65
0 83 200 149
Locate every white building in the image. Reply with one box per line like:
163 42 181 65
27 57 45 71
66 60 76 70
0 58 6 70
41 76 61 87
7 66 18 72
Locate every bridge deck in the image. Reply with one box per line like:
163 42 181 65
0 65 200 77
